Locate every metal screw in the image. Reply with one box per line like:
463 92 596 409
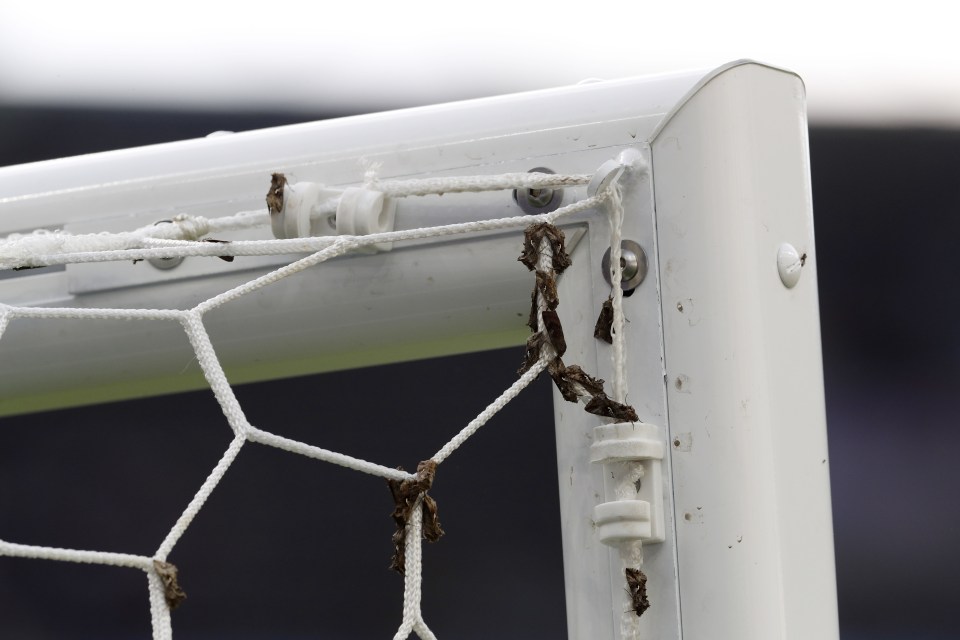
147 220 185 271
601 240 647 292
525 187 553 208
514 167 563 214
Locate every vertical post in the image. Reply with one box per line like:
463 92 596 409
553 145 683 640
651 63 839 639
552 63 839 640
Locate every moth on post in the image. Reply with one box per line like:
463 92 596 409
594 295 614 344
625 567 650 617
266 172 287 217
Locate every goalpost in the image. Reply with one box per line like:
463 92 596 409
0 60 839 639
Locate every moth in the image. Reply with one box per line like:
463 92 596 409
526 287 540 332
559 364 606 397
388 459 444 574
152 559 187 610
625 567 650 617
518 332 545 375
546 359 602 402
541 309 566 357
519 223 572 273
535 270 560 310
266 172 287 217
584 393 639 423
594 296 614 344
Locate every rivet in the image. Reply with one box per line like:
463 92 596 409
777 243 803 288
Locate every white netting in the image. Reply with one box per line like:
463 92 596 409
0 159 642 639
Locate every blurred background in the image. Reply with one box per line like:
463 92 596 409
0 2 958 639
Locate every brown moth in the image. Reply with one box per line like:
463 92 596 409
152 559 187 610
518 332 545 375
266 172 287 217
594 296 614 344
535 270 560 310
387 459 444 574
559 364 606 397
625 567 650 617
519 223 571 273
540 309 567 357
584 393 639 423
518 223 545 271
547 359 606 403
526 286 540 333
547 358 579 402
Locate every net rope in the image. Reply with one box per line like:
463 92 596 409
0 159 642 639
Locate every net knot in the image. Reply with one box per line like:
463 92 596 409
361 159 383 188
169 214 211 241
388 459 444 574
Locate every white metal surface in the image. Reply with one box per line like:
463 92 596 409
550 61 838 640
654 63 839 638
553 143 683 640
0 61 839 640
0 68 703 416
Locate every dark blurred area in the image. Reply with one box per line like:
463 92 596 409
0 107 958 639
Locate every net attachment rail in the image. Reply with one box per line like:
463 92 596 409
0 152 646 640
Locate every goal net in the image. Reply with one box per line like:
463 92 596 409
0 159 642 639
0 61 840 640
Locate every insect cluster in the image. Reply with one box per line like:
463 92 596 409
518 222 638 423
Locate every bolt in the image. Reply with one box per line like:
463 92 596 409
601 240 647 291
148 221 185 271
514 167 563 214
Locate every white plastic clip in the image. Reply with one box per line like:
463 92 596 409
336 187 397 253
587 148 647 198
590 421 665 545
271 181 342 240
270 182 397 253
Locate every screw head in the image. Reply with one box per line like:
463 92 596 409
602 241 647 292
514 167 563 214
147 220 185 271
148 255 185 270
777 243 804 288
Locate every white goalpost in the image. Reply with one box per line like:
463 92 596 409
0 60 839 639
